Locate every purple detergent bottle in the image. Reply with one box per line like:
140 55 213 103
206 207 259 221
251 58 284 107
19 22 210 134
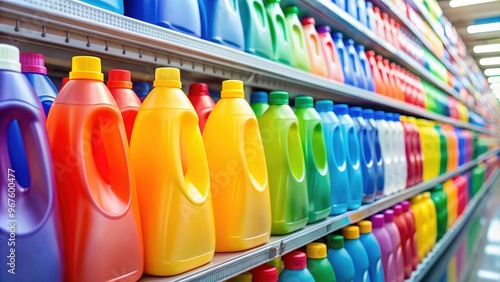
384 209 405 282
371 214 394 282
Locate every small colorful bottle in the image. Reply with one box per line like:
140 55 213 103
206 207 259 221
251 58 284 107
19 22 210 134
250 91 270 118
384 209 404 282
401 201 418 271
326 235 356 282
252 265 279 282
266 0 294 65
371 214 394 282
342 226 370 282
301 17 328 77
188 83 215 132
358 221 385 282
279 251 315 281
306 243 336 282
363 109 384 199
393 205 412 279
283 6 310 71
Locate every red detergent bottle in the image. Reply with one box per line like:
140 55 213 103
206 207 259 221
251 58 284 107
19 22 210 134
393 205 412 279
367 50 385 95
46 56 143 282
317 25 344 83
377 56 394 99
107 69 142 144
401 201 418 271
188 83 215 132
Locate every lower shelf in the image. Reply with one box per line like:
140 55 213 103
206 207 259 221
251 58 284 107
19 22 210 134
140 148 500 282
406 166 500 281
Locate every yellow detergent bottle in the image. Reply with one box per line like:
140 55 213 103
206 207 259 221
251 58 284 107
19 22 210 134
203 80 272 252
422 192 437 252
415 119 440 181
444 179 458 229
410 195 426 262
130 68 215 276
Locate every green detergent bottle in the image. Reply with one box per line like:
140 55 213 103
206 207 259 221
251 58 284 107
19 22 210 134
434 123 448 175
265 0 294 66
470 164 486 197
430 184 448 241
284 6 310 72
258 91 309 234
239 0 274 59
295 96 331 223
251 91 270 117
306 243 336 282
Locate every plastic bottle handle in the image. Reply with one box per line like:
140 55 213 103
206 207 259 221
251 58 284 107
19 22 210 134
254 1 267 27
326 42 338 67
310 34 321 56
276 15 289 42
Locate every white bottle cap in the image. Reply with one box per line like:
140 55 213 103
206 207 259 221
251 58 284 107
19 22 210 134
0 44 21 72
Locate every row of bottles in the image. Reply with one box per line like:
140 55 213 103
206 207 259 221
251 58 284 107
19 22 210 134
232 160 498 281
1 43 497 281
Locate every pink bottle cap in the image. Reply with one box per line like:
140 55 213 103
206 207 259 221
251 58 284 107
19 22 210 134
371 214 385 228
384 209 395 222
393 205 403 216
401 201 411 212
283 251 307 270
301 17 315 26
20 52 47 75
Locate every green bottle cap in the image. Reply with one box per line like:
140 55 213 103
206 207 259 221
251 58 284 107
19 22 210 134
284 6 299 15
269 91 289 105
295 96 314 109
326 234 344 249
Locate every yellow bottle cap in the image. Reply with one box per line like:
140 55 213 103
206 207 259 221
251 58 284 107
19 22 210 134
154 67 182 88
358 220 372 233
221 80 244 98
415 119 427 126
306 243 327 259
408 117 417 123
400 115 408 122
422 192 431 200
69 56 103 81
411 194 423 204
342 226 360 239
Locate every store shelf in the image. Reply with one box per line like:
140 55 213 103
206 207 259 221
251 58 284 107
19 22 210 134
406 166 500 282
0 0 497 136
138 148 500 282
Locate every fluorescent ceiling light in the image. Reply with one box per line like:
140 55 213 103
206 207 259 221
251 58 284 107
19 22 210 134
450 0 497 7
480 56 500 65
474 43 500 53
484 68 500 76
468 22 500 34
489 76 500 83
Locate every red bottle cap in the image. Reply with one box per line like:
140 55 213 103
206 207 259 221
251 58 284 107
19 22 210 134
376 55 384 61
251 265 278 282
107 69 132 89
189 83 209 96
383 58 390 65
401 201 411 212
283 251 307 270
20 52 47 75
301 17 315 26
60 76 69 89
366 50 376 57
393 204 403 216
381 13 390 21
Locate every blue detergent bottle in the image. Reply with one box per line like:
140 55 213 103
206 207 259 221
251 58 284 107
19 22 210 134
356 45 375 92
344 39 363 89
124 0 201 37
326 235 355 282
132 81 153 102
362 109 384 199
366 1 375 30
81 0 124 14
279 251 315 281
455 128 466 166
349 107 375 204
358 221 385 282
333 33 355 87
343 226 371 282
334 104 363 210
198 0 244 50
316 100 349 215
0 44 64 282
239 0 274 59
333 0 346 10
346 0 358 19
357 0 367 26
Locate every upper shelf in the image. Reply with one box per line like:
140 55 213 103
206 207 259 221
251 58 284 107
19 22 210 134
0 0 496 135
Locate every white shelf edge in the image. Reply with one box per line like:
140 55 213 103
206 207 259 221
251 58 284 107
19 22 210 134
0 0 497 136
139 148 500 282
406 165 500 281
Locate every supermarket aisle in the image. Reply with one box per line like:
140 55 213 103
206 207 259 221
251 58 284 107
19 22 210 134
465 179 500 282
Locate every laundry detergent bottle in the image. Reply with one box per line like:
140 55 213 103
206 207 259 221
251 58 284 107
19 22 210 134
295 96 331 223
283 6 310 71
358 221 384 282
46 56 143 281
203 80 271 251
259 91 308 234
306 243 336 282
130 68 215 275
342 226 370 282
1 44 64 282
187 83 215 132
250 91 269 118
363 109 384 199
266 0 294 65
326 234 356 282
301 17 328 77
239 0 274 59
317 25 344 83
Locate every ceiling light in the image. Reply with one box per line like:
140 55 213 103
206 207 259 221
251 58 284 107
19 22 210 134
450 0 497 7
480 56 500 65
489 76 500 83
474 43 500 53
485 68 500 76
468 22 500 34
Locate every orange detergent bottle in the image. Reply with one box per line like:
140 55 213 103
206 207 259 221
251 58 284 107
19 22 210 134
130 68 215 275
203 80 272 252
46 56 143 282
106 69 142 144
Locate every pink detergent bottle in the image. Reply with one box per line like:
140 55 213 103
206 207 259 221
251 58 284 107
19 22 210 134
384 209 404 282
371 214 395 282
317 25 344 83
401 201 418 271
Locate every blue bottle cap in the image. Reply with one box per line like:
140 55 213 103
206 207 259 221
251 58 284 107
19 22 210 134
133 82 153 99
366 1 373 8
332 32 344 40
349 107 362 117
385 112 394 121
362 109 374 119
344 39 355 46
355 45 365 52
393 113 401 122
316 100 334 112
317 25 331 34
250 91 268 104
374 111 385 120
333 104 349 115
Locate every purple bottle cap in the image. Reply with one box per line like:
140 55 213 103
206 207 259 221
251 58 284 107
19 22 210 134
393 205 403 216
317 25 331 33
20 52 47 75
401 201 410 212
371 214 385 228
384 209 394 222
